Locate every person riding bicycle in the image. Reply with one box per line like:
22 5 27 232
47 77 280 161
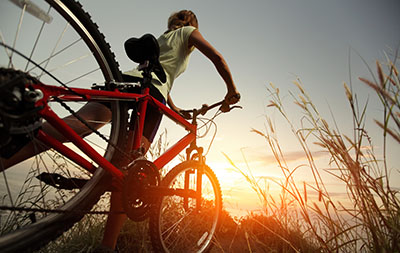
0 9 239 252
97 10 240 252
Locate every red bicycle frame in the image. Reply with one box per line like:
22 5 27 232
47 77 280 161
32 83 198 190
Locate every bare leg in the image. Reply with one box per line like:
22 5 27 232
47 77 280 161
101 136 151 250
0 102 111 170
101 191 127 249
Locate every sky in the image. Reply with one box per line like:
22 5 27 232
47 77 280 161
78 0 400 215
2 0 400 216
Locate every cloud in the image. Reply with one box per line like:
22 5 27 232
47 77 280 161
242 146 328 167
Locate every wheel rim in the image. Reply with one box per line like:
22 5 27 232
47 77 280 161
0 0 122 249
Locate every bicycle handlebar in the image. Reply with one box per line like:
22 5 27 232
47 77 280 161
181 94 242 119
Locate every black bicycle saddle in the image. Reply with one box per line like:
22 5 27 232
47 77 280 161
124 34 166 83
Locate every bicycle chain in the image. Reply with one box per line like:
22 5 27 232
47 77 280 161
54 96 131 160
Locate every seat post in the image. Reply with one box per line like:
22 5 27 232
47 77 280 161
133 86 150 152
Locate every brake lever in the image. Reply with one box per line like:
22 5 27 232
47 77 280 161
179 110 192 120
230 105 242 111
222 105 242 113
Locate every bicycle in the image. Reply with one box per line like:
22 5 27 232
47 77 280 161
0 0 240 252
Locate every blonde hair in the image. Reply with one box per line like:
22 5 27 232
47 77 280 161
167 10 198 32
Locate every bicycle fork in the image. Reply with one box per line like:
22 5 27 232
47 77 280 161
183 167 204 211
184 144 205 211
195 161 204 211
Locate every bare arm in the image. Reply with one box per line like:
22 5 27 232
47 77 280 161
168 94 191 119
188 29 240 105
167 94 177 111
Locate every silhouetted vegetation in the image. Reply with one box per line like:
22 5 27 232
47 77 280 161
38 56 399 252
228 56 400 252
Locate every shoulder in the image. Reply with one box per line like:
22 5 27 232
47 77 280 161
163 26 197 38
173 26 198 50
181 26 197 34
181 26 197 49
171 26 197 42
159 26 197 53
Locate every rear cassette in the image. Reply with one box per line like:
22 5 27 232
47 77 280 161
0 68 42 158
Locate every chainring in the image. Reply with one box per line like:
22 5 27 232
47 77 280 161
122 159 160 221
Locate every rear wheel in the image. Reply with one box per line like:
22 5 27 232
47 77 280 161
149 160 222 253
0 0 129 251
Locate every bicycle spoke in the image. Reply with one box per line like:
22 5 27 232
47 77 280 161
35 154 48 209
164 208 200 250
24 5 52 71
32 23 73 75
41 53 91 78
162 207 193 241
65 67 100 85
0 31 13 67
9 1 27 68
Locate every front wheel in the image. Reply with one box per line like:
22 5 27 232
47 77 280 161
149 160 222 253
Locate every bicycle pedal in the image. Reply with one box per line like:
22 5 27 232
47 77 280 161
36 172 88 190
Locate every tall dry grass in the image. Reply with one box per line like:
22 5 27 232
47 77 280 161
37 56 400 252
229 56 400 252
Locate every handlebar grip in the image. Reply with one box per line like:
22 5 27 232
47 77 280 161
180 96 241 117
233 93 241 100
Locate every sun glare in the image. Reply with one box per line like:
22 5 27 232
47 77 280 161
207 161 284 217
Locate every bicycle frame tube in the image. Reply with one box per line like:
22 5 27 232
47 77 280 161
39 105 124 185
147 96 197 169
34 83 198 181
36 130 97 174
37 83 195 131
154 132 196 169
133 87 149 150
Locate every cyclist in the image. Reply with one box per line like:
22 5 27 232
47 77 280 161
0 9 239 252
97 10 240 252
